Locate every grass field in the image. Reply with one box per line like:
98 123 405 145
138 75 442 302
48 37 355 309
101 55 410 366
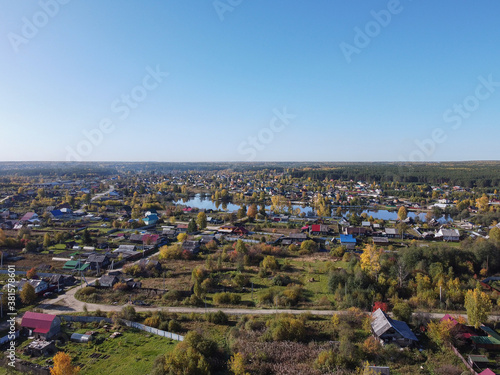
15 324 177 375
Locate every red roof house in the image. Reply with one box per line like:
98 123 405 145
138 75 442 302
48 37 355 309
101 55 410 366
21 312 61 339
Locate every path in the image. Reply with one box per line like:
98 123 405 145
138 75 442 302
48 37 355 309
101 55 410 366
37 284 500 322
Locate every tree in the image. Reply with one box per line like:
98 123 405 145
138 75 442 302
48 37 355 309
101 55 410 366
398 206 407 221
360 244 382 278
177 233 187 242
187 219 198 233
477 194 490 212
82 229 92 245
247 204 258 219
489 226 500 245
392 301 413 322
300 240 318 254
196 212 207 230
51 352 81 375
229 352 249 375
43 233 51 249
0 229 6 246
20 283 36 305
26 267 37 279
464 287 493 328
262 255 279 271
427 319 455 347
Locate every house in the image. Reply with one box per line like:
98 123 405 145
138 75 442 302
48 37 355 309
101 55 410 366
310 224 330 235
467 355 490 370
435 228 460 242
99 274 119 288
85 253 111 270
371 308 418 347
339 234 357 250
478 369 496 375
384 228 399 238
373 237 389 245
182 240 201 254
344 227 368 236
20 212 39 223
48 274 75 288
138 258 162 272
177 224 188 232
471 326 500 350
21 312 61 340
143 214 158 226
12 279 49 295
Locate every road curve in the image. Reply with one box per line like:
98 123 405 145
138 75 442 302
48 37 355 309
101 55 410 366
37 283 500 322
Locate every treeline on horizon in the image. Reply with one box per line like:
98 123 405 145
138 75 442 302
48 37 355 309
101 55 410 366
1 161 500 187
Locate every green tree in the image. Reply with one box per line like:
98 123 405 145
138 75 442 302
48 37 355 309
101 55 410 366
262 255 279 271
392 301 413 322
465 287 492 328
187 219 198 233
300 240 318 254
43 233 51 249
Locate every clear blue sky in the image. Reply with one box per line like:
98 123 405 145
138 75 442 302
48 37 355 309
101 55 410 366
1 0 499 162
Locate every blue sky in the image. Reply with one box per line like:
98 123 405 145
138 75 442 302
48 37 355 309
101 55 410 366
1 0 499 162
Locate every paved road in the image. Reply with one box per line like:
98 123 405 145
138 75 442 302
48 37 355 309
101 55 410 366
37 284 500 322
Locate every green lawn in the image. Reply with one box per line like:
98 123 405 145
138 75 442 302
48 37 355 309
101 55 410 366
16 326 177 375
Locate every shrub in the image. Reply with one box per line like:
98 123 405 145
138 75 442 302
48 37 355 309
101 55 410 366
213 292 241 306
168 319 181 332
272 274 291 286
205 310 228 325
163 290 182 302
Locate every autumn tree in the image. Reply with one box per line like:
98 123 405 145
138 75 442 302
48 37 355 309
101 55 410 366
0 229 6 246
177 233 187 242
476 194 490 212
427 319 456 347
360 244 382 278
20 283 36 305
228 352 249 375
489 226 500 245
26 267 37 279
51 352 80 375
196 211 207 230
398 206 407 221
247 204 258 219
465 287 492 328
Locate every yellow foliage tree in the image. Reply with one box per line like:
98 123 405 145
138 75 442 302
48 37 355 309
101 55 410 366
465 287 493 328
476 194 490 212
229 352 249 375
360 244 382 278
50 352 80 375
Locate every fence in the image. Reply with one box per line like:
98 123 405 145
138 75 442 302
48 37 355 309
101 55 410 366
450 345 477 375
59 315 183 341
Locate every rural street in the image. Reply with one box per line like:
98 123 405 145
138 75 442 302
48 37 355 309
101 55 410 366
37 283 500 322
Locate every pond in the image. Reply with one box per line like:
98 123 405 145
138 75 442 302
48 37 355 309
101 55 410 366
174 195 452 223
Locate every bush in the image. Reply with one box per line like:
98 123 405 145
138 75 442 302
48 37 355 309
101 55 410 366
213 292 241 306
265 315 306 341
120 306 137 321
392 301 413 322
272 274 291 286
168 319 181 332
163 290 182 302
205 310 228 325
79 286 96 296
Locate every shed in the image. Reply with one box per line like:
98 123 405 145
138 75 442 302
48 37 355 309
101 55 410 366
71 332 92 343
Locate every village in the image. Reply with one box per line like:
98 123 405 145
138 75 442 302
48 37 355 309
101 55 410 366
0 162 499 374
